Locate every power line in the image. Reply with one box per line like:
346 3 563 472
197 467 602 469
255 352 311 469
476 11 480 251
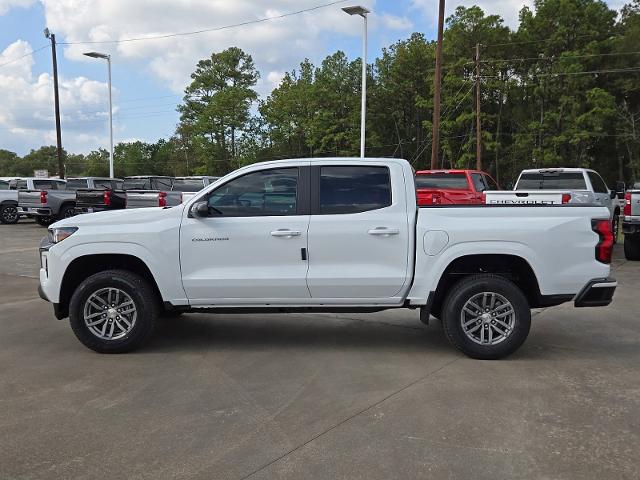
476 50 640 65
481 66 640 79
483 33 621 48
0 44 49 69
59 0 349 46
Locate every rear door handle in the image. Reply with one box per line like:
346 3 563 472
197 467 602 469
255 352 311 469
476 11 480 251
271 229 301 237
367 227 400 236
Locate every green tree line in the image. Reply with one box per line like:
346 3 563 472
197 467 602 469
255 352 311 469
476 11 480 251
1 0 639 187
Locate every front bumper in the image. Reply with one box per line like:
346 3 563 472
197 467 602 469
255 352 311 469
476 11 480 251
574 277 617 307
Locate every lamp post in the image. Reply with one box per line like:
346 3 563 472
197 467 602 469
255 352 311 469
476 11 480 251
84 51 114 178
342 5 370 158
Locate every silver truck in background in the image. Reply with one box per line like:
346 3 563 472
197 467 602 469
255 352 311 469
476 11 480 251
172 176 220 202
123 176 183 209
622 187 640 260
0 179 19 224
18 177 117 227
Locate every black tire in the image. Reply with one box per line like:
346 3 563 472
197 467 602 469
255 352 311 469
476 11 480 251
441 274 531 360
0 203 19 224
69 270 159 353
58 204 76 220
624 234 640 261
35 215 54 227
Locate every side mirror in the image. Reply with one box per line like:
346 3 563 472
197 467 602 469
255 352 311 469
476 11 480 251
190 201 209 218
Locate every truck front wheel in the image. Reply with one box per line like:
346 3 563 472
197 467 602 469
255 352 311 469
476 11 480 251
624 234 640 261
69 270 158 353
35 216 54 227
441 274 531 360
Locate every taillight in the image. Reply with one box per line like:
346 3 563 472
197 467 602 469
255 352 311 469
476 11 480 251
40 191 47 204
103 190 112 206
592 219 613 264
624 192 631 216
562 193 571 204
158 191 167 207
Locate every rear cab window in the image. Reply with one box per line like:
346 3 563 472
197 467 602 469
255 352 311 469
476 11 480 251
65 179 89 190
516 172 587 190
33 180 65 190
415 173 469 190
124 178 151 190
172 178 204 192
151 178 173 191
319 166 391 214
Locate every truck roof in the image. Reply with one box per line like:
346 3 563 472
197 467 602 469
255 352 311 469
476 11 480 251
415 169 485 175
68 177 123 181
124 175 173 179
520 168 596 174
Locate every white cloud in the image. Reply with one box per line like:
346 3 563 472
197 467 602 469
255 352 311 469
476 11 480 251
379 13 413 31
0 0 35 15
0 40 112 154
40 0 390 96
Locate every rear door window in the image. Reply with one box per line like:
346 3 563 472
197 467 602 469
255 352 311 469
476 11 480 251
0 181 8 190
414 173 468 190
14 180 27 190
483 174 499 190
319 166 391 214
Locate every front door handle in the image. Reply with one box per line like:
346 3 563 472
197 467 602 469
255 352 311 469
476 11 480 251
271 229 301 237
367 227 400 236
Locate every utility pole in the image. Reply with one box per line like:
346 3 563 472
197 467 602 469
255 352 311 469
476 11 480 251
475 42 482 171
430 0 445 169
45 29 64 179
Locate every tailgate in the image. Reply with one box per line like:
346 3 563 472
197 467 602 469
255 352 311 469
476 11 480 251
126 191 159 208
76 189 107 208
485 191 568 205
18 190 44 208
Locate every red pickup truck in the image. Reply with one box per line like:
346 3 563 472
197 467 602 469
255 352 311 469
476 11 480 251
415 169 500 205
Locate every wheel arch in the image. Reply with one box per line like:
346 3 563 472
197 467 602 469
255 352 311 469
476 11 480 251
58 253 163 319
429 253 550 319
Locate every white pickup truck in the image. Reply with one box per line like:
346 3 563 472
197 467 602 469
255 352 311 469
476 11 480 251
38 158 617 359
622 187 640 260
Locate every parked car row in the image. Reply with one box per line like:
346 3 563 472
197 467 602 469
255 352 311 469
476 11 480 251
1 175 219 226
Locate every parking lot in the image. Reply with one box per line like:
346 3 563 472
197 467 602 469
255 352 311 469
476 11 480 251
0 220 638 479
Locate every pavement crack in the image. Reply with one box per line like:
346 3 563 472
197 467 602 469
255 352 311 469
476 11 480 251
239 356 461 479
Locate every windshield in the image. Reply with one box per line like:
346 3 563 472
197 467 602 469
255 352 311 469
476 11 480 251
172 179 203 192
415 173 468 190
516 172 587 190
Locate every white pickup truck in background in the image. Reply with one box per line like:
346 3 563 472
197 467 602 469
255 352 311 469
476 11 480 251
622 187 640 260
38 158 616 360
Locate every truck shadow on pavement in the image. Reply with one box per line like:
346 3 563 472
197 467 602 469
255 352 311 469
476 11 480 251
144 313 454 355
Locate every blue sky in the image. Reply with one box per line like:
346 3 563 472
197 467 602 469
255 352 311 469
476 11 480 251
0 0 625 156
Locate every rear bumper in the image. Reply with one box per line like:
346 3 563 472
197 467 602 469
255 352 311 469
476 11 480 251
574 277 617 307
75 206 107 214
21 206 52 216
622 218 640 235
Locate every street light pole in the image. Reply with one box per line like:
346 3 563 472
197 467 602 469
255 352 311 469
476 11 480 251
343 5 370 158
83 51 114 178
44 29 64 179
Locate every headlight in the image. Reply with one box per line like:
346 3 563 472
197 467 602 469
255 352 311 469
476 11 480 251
48 227 78 243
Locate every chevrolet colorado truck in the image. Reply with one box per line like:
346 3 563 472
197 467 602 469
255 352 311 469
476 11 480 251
38 158 616 359
0 179 19 224
622 188 640 260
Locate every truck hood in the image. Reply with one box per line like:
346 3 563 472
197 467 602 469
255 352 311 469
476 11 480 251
51 206 183 228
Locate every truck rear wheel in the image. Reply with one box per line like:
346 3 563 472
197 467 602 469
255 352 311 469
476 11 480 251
0 203 19 224
624 234 640 261
441 274 531 360
69 270 158 353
